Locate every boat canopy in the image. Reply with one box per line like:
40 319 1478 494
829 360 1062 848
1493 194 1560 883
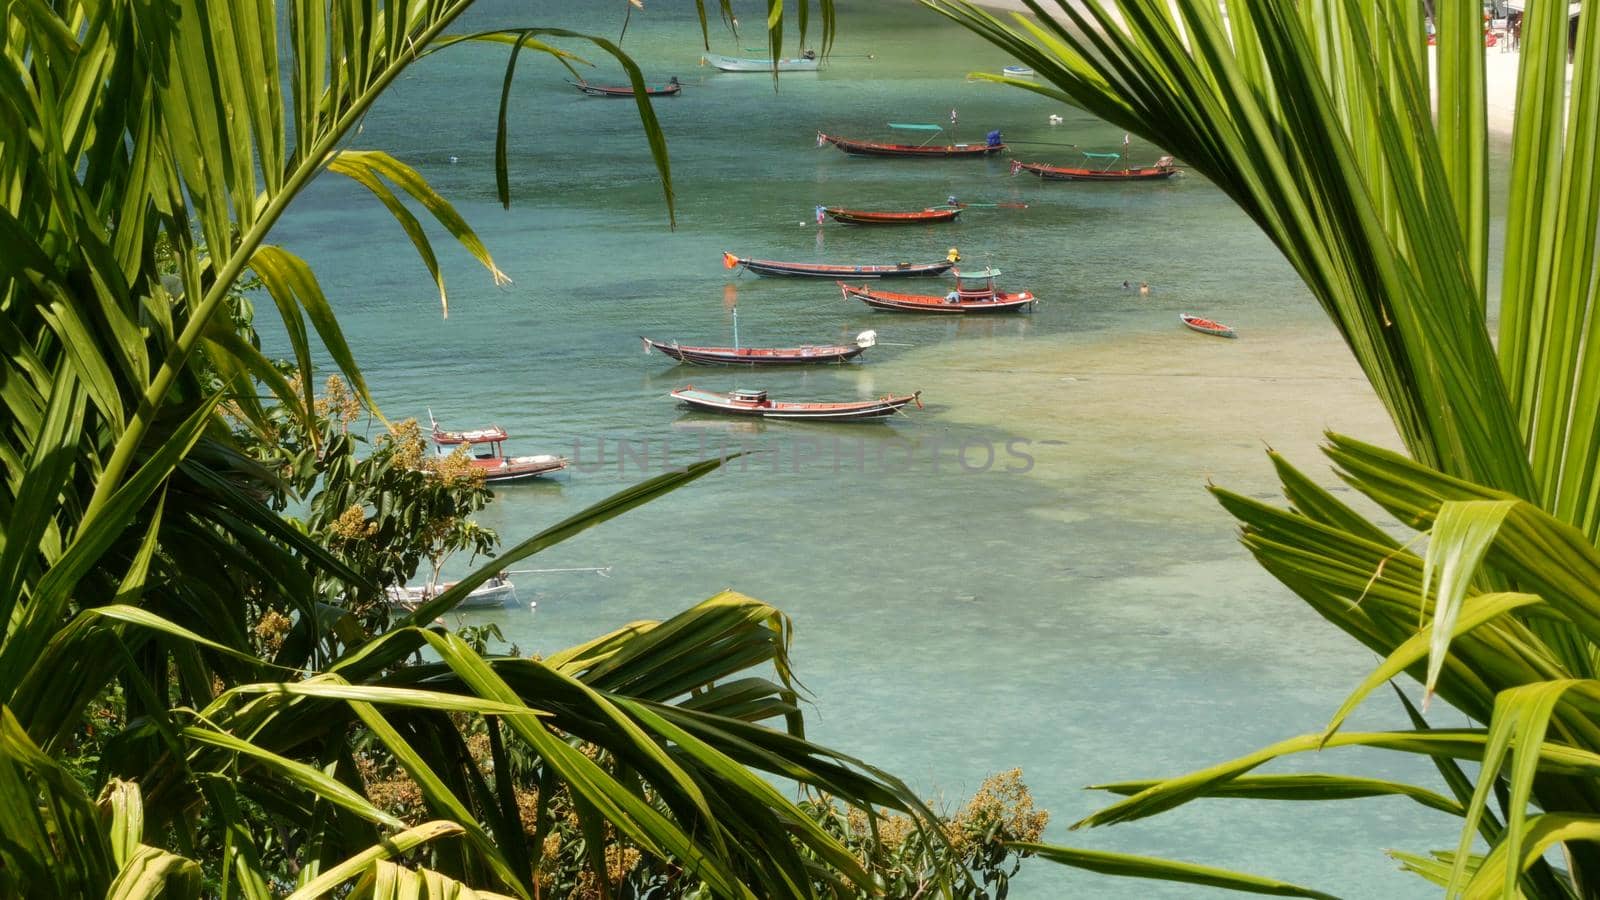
1082 151 1121 159
888 123 943 131
955 267 1001 279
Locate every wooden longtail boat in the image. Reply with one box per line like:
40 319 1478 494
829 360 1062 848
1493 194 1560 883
818 132 1006 158
824 206 961 225
387 574 518 611
568 78 681 97
670 387 921 421
429 416 569 482
723 251 958 278
642 331 876 366
839 267 1037 314
1011 156 1179 182
702 53 819 72
1180 314 1237 338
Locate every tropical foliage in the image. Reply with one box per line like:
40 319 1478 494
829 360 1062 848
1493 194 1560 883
929 0 1600 895
0 0 986 896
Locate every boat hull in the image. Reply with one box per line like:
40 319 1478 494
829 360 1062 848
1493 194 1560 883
1014 160 1178 181
387 577 518 610
703 53 819 72
819 133 1006 158
1180 314 1237 338
477 456 569 482
729 254 955 278
644 338 864 366
824 207 961 225
840 283 1036 314
570 80 681 97
670 387 919 421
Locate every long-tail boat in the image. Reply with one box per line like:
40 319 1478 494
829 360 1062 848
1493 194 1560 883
670 387 921 421
818 131 1006 158
642 330 876 366
824 206 961 225
430 416 568 482
1180 314 1237 338
839 267 1037 314
723 250 958 278
702 52 819 72
1011 154 1179 182
568 77 681 97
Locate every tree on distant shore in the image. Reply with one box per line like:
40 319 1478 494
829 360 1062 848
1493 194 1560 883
932 0 1600 895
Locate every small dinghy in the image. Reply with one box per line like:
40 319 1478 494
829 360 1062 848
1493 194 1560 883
669 387 921 421
1002 65 1035 77
1180 314 1238 338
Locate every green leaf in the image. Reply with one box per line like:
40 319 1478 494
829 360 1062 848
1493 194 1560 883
1420 500 1518 701
283 821 466 900
1014 842 1339 899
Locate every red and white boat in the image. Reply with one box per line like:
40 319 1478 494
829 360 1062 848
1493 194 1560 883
1180 314 1237 338
430 416 568 482
839 268 1036 314
670 387 921 421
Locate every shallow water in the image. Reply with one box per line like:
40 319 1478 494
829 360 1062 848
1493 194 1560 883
262 1 1507 895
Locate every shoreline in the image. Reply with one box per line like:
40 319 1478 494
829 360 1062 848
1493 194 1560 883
963 0 1534 138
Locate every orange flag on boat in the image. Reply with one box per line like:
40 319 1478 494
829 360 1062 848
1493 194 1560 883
723 252 738 269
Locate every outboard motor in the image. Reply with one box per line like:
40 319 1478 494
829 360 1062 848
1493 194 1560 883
986 129 1003 147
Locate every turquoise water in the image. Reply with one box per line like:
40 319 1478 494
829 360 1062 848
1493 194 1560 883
262 1 1483 895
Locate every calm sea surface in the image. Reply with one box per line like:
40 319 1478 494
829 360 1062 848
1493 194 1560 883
264 1 1511 895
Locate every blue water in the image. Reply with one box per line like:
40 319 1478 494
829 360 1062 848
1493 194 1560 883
260 1 1483 895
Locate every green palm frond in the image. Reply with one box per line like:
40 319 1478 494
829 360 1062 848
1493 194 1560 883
932 0 1600 895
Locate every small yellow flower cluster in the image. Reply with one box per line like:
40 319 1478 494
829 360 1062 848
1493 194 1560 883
315 374 361 426
534 832 564 894
384 419 427 471
252 609 293 655
356 755 424 820
428 445 484 487
947 768 1048 852
846 804 917 854
573 845 642 899
328 503 376 541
